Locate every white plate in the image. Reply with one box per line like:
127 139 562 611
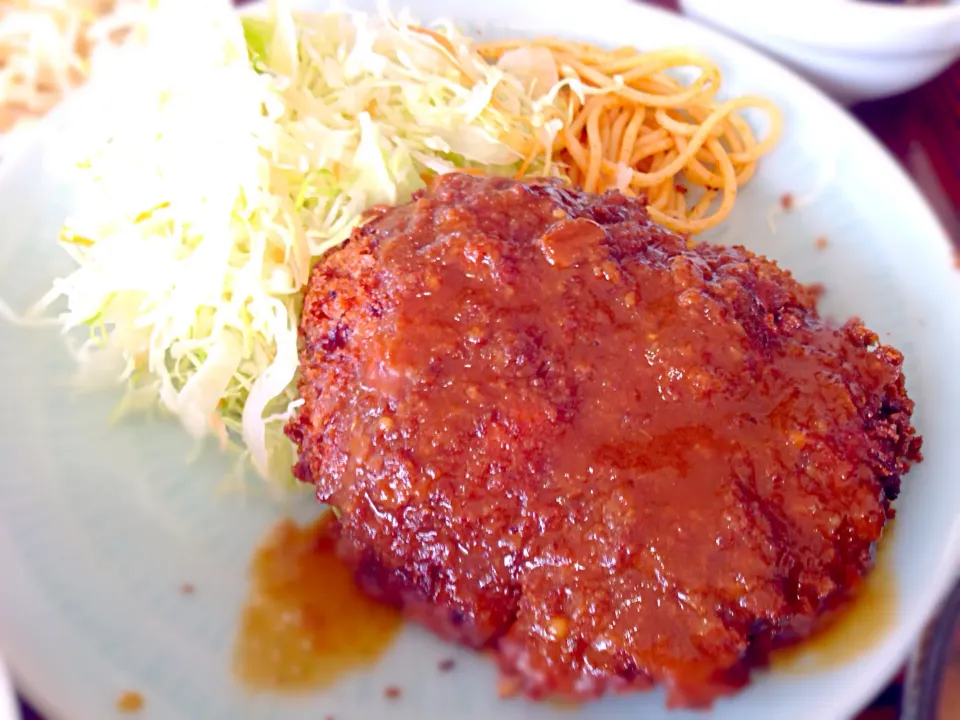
0 657 17 720
1 1 959 719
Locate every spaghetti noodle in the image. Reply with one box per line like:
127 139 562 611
475 38 782 235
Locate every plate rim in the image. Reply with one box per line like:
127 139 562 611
0 2 957 720
0 656 18 720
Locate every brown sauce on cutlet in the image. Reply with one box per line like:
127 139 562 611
286 174 921 707
772 526 898 673
233 511 401 691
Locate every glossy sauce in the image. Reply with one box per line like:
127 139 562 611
233 512 402 691
289 174 921 706
771 528 897 673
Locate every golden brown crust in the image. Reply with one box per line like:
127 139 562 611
286 173 921 708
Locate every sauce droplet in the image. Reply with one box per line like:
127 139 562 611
772 526 898 673
233 511 402 691
115 690 144 714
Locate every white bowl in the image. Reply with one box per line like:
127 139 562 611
679 0 960 103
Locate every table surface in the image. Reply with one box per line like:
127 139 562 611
14 1 960 719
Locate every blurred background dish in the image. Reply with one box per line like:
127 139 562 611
903 580 960 720
678 0 960 103
0 0 144 157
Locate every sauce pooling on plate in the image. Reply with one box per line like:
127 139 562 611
772 526 898 673
234 512 402 691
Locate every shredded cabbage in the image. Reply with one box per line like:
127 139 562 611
33 0 569 490
0 0 146 138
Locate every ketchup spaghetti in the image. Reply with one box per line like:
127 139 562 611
476 38 783 234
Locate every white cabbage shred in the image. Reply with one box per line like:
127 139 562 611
33 0 569 489
0 0 146 137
